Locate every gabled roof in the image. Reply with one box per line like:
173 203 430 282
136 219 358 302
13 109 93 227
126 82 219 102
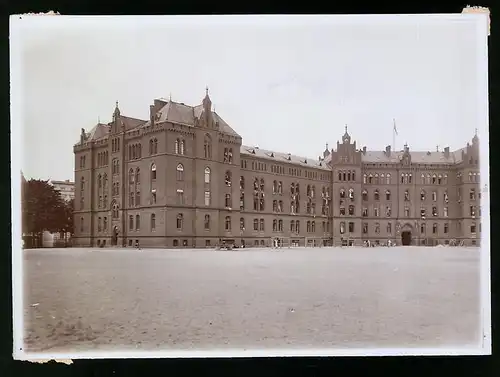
240 145 330 171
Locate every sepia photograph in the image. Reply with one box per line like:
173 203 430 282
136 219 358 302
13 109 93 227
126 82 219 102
10 13 490 359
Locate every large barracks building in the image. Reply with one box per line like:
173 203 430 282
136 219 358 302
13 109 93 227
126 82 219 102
73 89 482 248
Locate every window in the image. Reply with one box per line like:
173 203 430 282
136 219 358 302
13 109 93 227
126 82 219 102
375 223 380 234
240 218 245 231
175 139 180 154
176 189 184 204
404 190 410 201
254 219 259 231
374 190 379 201
151 189 157 204
444 174 448 184
432 174 437 184
432 206 437 217
401 173 405 184
240 193 245 210
204 135 212 159
362 190 368 201
176 164 184 181
260 219 265 231
432 191 437 201
204 215 210 230
470 205 476 217
136 191 140 206
339 189 346 199
444 223 449 234
444 207 448 217
339 222 345 234
240 176 245 190
420 208 426 218
204 191 210 206
204 167 211 184
444 191 448 203
348 188 354 200
176 214 183 230
432 223 438 234
275 220 279 232
151 163 157 181
420 223 426 234
151 214 156 231
80 217 84 232
98 217 102 232
225 216 231 231
387 222 392 234
103 217 107 231
368 174 373 184
348 205 355 216
135 214 140 230
437 174 442 185
363 174 367 184
225 171 232 186
362 223 368 234
180 140 185 155
135 169 140 184
404 207 410 217
112 202 119 218
362 208 368 217
310 221 315 233
470 189 476 200
386 174 391 184
129 215 134 230
408 174 412 184
374 174 379 184
386 206 391 217
470 222 476 233
426 174 431 185
385 190 391 201
374 206 379 217
420 190 426 201
348 222 354 232
129 192 135 207
339 207 346 216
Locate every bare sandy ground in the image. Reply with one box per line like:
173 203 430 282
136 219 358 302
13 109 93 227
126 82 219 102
22 246 482 353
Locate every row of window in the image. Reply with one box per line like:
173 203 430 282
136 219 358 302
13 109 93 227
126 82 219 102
111 138 120 153
337 170 356 182
79 155 86 169
242 159 329 181
129 143 142 160
97 151 109 167
457 172 480 183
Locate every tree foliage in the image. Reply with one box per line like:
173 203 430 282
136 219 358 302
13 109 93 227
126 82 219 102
22 179 68 235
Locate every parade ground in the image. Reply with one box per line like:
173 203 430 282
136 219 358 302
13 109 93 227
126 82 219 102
22 246 482 353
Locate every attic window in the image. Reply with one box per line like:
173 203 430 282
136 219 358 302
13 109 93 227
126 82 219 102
304 159 307 164
155 113 161 121
270 153 274 157
427 151 431 155
251 149 256 154
287 155 291 161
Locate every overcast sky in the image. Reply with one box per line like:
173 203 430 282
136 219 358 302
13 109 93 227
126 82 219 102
12 15 486 181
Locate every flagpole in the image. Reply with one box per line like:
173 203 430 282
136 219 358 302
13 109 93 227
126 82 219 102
393 118 396 151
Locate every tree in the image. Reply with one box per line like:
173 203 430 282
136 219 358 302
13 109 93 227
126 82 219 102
22 179 66 247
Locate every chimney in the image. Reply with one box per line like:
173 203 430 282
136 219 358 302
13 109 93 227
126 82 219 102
385 145 391 157
150 105 155 125
444 147 450 159
362 146 367 155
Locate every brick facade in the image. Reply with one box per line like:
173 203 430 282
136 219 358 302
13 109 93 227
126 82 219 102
73 90 482 248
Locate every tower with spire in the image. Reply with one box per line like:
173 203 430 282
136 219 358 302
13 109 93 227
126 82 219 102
202 86 213 127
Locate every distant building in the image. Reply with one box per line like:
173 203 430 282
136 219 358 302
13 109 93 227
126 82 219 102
51 179 75 202
72 89 482 248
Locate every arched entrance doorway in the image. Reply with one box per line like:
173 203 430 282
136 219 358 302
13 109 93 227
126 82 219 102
112 226 119 246
400 223 413 246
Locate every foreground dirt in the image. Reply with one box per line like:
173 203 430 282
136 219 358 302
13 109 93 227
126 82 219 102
22 247 482 353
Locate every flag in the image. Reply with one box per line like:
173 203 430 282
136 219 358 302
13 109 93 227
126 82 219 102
393 119 398 136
